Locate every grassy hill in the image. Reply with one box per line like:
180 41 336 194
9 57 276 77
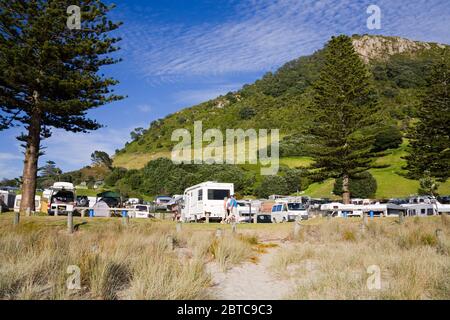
108 34 449 199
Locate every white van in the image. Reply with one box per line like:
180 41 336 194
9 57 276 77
271 202 309 223
181 181 234 222
14 195 42 213
47 182 76 216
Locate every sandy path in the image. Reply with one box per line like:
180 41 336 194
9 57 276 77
207 241 296 300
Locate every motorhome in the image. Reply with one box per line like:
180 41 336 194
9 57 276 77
320 202 406 218
271 197 310 222
400 196 450 216
14 195 42 213
0 190 15 212
47 182 76 216
181 181 234 222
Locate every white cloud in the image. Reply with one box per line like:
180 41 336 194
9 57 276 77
137 104 152 113
174 83 244 106
117 0 450 82
39 128 130 172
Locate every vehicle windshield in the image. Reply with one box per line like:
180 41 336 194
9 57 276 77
287 203 306 210
52 191 74 203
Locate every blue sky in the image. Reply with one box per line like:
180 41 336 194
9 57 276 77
1 0 450 179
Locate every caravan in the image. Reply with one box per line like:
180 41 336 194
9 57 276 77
14 195 42 213
181 181 234 222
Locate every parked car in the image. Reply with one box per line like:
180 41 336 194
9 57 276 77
155 196 173 211
130 204 153 218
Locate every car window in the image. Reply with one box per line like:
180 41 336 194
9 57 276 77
52 191 74 203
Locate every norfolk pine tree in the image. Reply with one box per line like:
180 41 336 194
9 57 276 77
0 1 123 214
305 35 380 204
405 48 450 182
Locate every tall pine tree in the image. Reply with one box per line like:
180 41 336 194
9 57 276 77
405 48 450 182
305 35 379 204
0 1 123 213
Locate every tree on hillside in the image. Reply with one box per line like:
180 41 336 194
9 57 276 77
405 49 450 182
91 150 113 169
130 127 146 141
0 1 123 213
39 160 62 178
304 35 380 204
333 172 377 199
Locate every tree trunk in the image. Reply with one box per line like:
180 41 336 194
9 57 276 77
20 109 41 215
342 174 350 204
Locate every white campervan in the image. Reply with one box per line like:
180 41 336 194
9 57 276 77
271 197 309 223
181 181 234 222
48 182 76 216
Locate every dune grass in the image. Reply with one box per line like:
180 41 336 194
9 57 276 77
272 216 450 299
1 214 448 300
0 215 260 300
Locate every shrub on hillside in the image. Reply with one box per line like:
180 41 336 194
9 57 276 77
255 175 289 198
372 125 403 152
333 172 377 198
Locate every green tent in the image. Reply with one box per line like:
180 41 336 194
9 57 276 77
96 191 121 199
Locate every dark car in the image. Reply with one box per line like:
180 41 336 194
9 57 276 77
256 214 272 223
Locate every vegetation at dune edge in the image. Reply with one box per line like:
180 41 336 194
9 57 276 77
0 214 448 299
0 0 123 213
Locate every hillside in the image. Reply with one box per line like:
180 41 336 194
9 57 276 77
111 34 449 198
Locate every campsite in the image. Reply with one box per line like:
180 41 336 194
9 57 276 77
0 0 449 305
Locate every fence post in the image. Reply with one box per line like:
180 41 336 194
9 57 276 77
54 206 58 217
162 212 166 220
399 211 404 224
294 216 301 237
206 212 210 224
215 228 222 238
67 211 74 234
232 221 237 233
167 235 174 251
176 221 182 233
13 212 20 226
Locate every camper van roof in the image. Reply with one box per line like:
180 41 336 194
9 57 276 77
52 182 74 190
184 181 234 192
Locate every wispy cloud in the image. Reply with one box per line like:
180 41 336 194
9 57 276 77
39 128 130 171
137 104 152 113
0 152 22 179
174 83 244 106
117 0 450 82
